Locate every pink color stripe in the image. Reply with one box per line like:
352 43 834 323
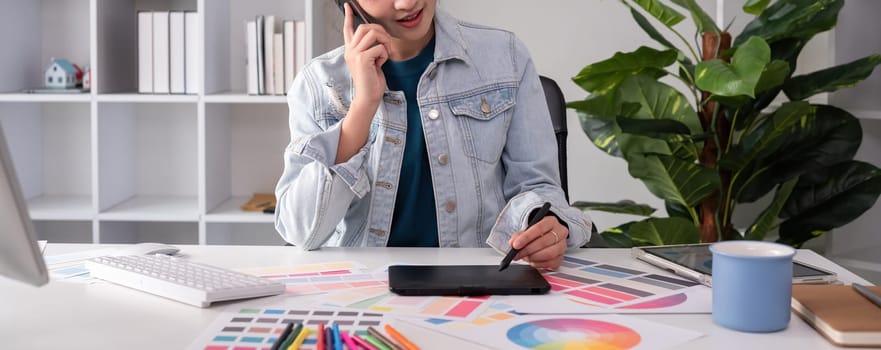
319 270 351 275
287 272 320 277
544 275 583 288
445 300 482 317
350 281 382 287
204 346 228 350
231 347 257 350
585 286 638 301
566 289 619 305
550 283 568 291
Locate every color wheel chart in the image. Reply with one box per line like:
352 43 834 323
420 314 703 350
188 307 387 350
507 319 641 349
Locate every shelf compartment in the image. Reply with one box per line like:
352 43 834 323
96 94 200 103
99 220 198 244
203 92 287 104
204 103 288 219
0 102 92 219
0 93 91 103
97 102 198 219
205 196 274 223
205 222 284 246
0 0 91 94
33 220 94 243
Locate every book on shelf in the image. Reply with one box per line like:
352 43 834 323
246 21 259 95
169 12 186 94
256 16 265 95
184 12 199 94
791 284 881 347
263 15 276 95
152 11 171 94
138 12 153 93
284 21 295 94
273 33 284 95
295 20 306 78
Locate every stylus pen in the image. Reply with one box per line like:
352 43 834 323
853 283 881 309
270 322 295 350
499 202 552 271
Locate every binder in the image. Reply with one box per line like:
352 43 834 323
138 12 153 93
152 11 171 94
284 21 295 93
263 15 276 95
246 21 259 95
295 20 306 77
184 12 199 94
169 12 186 94
273 33 284 95
256 15 265 95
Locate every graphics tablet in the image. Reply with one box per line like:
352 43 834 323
388 265 551 296
632 243 837 287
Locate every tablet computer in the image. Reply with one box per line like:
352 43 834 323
632 243 837 287
388 265 551 296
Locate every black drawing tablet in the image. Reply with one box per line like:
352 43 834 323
388 265 551 296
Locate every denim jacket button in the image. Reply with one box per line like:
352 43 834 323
438 153 449 165
428 109 440 120
445 201 456 212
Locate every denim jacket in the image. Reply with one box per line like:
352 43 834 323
274 10 592 252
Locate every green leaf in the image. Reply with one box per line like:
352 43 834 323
746 178 797 240
617 75 702 134
665 200 693 220
631 0 686 27
778 161 881 246
617 118 692 138
735 0 842 47
734 105 862 203
627 217 700 246
628 154 720 209
669 0 720 33
600 223 636 248
630 7 678 51
573 47 677 94
576 110 623 158
743 0 771 15
721 101 812 172
755 60 792 93
784 55 881 101
695 36 771 97
572 200 657 216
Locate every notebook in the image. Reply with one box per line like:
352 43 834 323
791 284 881 347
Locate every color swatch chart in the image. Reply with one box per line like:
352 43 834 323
546 256 700 307
188 307 387 350
237 261 386 295
310 285 491 320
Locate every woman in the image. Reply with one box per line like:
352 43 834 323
274 0 592 270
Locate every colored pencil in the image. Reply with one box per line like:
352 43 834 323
280 323 303 350
351 333 380 350
325 326 334 349
367 326 403 350
317 323 325 350
384 324 420 350
340 330 358 350
288 327 311 350
363 334 392 350
332 323 342 350
270 322 295 350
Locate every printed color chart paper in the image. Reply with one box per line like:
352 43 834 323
187 307 388 350
413 314 703 350
237 261 385 295
308 286 492 320
509 256 709 314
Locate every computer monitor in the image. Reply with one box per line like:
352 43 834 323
0 124 48 286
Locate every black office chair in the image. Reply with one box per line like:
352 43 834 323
539 76 606 247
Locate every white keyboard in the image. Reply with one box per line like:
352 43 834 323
86 254 285 307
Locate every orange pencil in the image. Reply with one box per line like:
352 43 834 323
383 324 420 350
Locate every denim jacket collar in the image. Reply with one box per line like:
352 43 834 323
432 9 469 64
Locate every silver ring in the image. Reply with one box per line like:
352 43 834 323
549 230 559 244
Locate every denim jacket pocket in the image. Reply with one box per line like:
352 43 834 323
449 86 515 163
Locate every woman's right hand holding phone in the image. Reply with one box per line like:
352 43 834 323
336 3 392 164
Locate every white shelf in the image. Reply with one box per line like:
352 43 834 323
28 195 93 221
850 109 881 120
205 196 274 223
96 93 199 103
203 92 287 104
0 93 91 103
98 196 199 222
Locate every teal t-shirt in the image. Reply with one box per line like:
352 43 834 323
383 37 439 247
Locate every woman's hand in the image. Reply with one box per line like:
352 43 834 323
509 216 569 270
343 3 391 114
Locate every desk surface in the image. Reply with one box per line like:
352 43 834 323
0 244 875 350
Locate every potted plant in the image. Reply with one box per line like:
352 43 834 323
570 0 881 247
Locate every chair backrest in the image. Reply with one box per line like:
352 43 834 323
539 76 605 247
539 76 569 202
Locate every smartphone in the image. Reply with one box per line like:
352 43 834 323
334 0 372 27
631 243 838 287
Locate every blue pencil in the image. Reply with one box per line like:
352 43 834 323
332 322 342 350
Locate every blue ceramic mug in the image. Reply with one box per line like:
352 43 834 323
710 241 796 333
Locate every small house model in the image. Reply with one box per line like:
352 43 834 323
44 58 82 89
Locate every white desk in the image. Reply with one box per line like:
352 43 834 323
0 244 875 350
